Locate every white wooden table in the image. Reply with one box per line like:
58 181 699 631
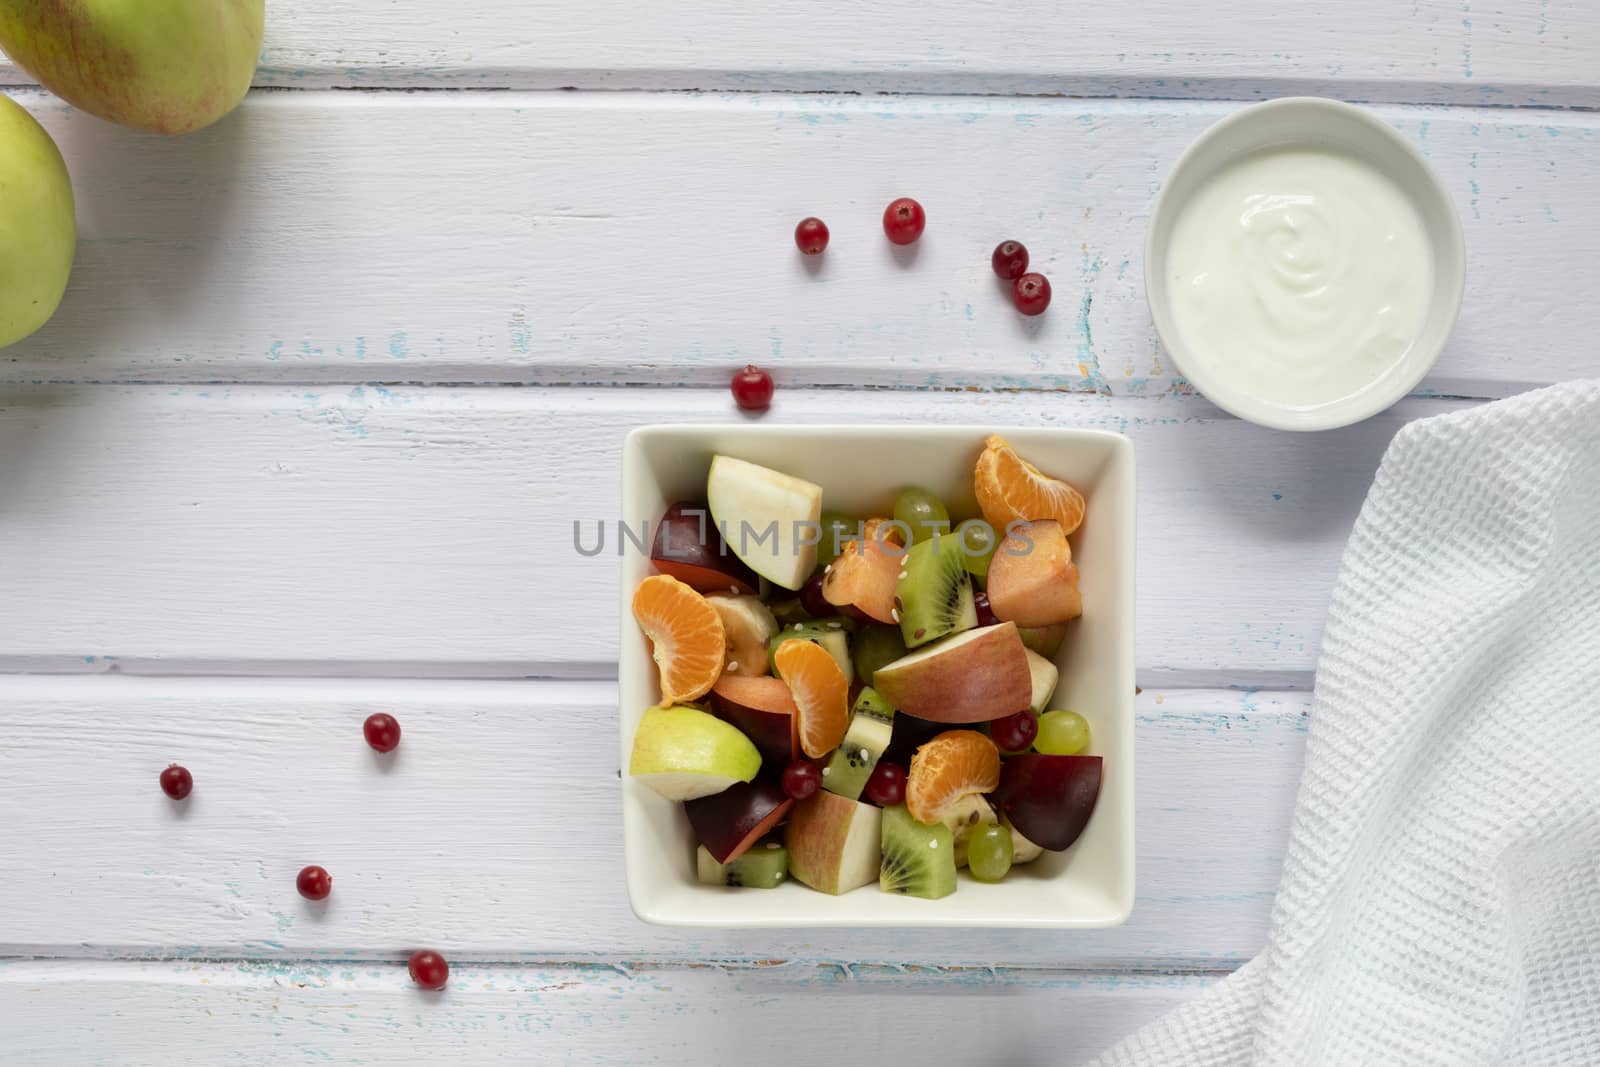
1 4 1596 1062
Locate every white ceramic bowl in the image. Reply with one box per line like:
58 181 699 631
620 424 1136 928
1145 97 1465 431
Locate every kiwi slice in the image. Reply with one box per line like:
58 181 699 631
879 805 956 899
696 841 789 888
822 688 896 800
767 619 854 682
894 535 978 649
853 625 907 685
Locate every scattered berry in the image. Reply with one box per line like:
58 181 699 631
973 590 999 628
1012 273 1052 316
408 949 450 991
882 198 926 245
991 240 1029 281
864 761 907 807
159 764 193 800
296 865 333 901
363 713 402 753
990 710 1039 753
794 217 829 255
731 365 774 412
781 759 822 801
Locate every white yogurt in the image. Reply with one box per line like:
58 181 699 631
1165 147 1435 411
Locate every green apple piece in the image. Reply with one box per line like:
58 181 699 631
0 0 264 135
628 705 761 801
1024 648 1059 715
707 455 823 591
822 688 896 800
785 790 882 894
0 97 74 350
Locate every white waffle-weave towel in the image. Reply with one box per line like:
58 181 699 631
1092 380 1600 1066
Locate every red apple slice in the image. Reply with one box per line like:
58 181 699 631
872 623 1032 723
685 776 794 864
991 754 1103 852
986 520 1082 627
784 790 882 894
652 501 761 596
709 675 800 768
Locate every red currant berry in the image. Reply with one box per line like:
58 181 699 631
990 711 1039 753
781 759 822 801
882 198 926 245
794 217 829 255
864 761 907 807
991 240 1029 280
1013 273 1052 316
296 865 333 901
731 365 774 412
159 764 193 800
363 713 401 753
408 949 450 991
973 590 999 628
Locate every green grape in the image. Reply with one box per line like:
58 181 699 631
954 518 998 581
966 822 1013 882
1036 710 1091 756
892 487 951 546
816 511 859 570
852 625 908 684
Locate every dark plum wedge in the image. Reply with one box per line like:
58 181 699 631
651 500 761 596
880 708 950 767
686 775 795 864
990 754 1103 852
709 675 800 768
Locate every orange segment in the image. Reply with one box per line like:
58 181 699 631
632 574 726 706
774 638 850 758
974 434 1086 536
906 730 1002 824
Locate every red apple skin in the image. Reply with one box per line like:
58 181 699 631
991 754 1103 851
986 520 1082 627
784 789 880 894
709 675 800 767
652 501 761 596
685 776 794 864
872 623 1033 723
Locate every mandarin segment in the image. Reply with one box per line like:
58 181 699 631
974 434 1086 536
774 638 851 758
632 574 727 707
906 729 1002 824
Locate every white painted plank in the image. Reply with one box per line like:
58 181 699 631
0 386 1450 679
0 1 1594 103
0 677 1305 965
0 92 1595 398
0 959 1213 1066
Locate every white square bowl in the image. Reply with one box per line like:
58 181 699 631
620 424 1135 928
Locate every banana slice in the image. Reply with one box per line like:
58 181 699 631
942 792 998 868
707 595 778 678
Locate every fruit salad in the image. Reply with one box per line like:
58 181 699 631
627 434 1104 899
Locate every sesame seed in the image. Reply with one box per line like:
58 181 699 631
775 873 783 883
827 622 842 630
823 564 833 575
891 609 900 623
728 586 739 595
727 661 740 672
767 842 780 849
929 840 938 849
792 623 803 631
859 748 869 761
898 571 908 580
822 766 831 776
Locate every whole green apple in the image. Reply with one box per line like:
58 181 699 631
0 95 74 349
0 1 264 135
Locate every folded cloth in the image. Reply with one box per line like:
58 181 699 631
1092 381 1600 1067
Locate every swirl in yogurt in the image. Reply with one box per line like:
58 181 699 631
1166 148 1435 411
